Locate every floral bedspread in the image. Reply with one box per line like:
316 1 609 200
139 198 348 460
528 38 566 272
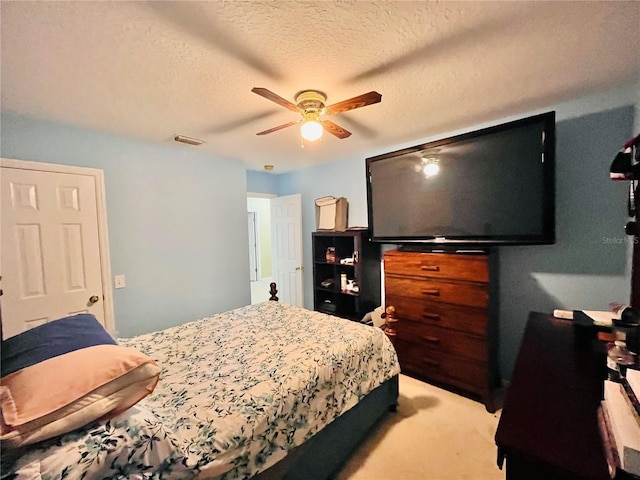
2 301 400 479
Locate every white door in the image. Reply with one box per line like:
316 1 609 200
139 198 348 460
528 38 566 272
1 159 114 338
271 194 303 306
248 211 258 282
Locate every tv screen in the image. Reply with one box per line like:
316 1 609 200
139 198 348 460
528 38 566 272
366 112 555 247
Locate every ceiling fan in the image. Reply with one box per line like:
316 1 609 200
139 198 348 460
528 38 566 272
251 87 382 141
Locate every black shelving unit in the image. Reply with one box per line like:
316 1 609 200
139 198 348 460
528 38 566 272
312 230 381 321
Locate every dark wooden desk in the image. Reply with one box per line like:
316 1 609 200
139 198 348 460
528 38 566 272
495 312 611 480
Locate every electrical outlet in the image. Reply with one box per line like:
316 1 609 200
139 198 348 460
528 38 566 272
114 275 126 289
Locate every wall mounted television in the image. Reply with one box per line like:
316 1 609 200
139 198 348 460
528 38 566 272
366 111 556 248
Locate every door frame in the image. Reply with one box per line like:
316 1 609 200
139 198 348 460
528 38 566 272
247 192 276 282
247 210 260 281
1 158 115 333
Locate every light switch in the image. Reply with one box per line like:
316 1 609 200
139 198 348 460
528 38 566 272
114 274 126 289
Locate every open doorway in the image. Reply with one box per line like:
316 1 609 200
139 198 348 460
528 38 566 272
247 194 274 304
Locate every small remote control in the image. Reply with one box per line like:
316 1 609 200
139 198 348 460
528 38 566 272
553 309 574 320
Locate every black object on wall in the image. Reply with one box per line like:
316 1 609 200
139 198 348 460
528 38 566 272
366 112 556 247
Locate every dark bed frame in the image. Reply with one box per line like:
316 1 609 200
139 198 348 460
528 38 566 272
255 283 399 480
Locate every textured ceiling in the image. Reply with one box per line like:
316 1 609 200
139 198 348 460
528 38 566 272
1 1 639 173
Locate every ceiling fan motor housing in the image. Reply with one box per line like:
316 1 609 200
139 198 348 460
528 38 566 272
295 90 327 113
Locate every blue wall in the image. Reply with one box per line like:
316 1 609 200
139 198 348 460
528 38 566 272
247 169 279 194
497 106 633 377
1 113 251 337
272 86 638 379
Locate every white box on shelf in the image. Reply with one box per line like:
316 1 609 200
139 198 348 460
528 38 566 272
315 196 348 231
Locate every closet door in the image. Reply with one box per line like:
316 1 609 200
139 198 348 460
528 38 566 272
1 162 111 338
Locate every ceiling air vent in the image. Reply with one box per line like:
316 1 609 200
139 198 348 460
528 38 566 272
174 135 204 146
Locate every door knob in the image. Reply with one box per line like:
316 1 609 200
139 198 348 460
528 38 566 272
89 295 100 304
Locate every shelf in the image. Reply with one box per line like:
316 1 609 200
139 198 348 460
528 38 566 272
340 290 359 297
316 286 335 293
315 286 360 297
314 261 355 266
311 230 380 321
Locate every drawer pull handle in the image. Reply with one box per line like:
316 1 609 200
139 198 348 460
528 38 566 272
422 335 440 344
422 289 440 296
421 265 440 271
424 358 441 367
422 312 441 320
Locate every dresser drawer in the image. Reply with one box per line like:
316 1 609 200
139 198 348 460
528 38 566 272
396 321 487 363
386 276 489 308
387 294 488 337
384 251 489 283
395 338 488 389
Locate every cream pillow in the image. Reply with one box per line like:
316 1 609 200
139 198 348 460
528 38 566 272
0 314 160 449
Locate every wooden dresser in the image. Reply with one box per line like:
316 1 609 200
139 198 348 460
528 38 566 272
383 249 498 412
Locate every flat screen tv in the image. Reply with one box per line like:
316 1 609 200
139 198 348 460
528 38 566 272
366 111 555 247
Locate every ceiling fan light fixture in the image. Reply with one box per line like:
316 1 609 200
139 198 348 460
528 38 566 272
422 157 440 177
301 120 323 141
252 87 381 141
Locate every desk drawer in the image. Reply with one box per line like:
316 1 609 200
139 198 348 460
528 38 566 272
386 294 488 337
384 251 489 282
386 276 489 308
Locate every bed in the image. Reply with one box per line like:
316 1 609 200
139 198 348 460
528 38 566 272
1 296 400 479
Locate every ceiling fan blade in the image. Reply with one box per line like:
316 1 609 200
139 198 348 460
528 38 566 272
252 88 299 112
322 120 352 139
325 91 382 115
256 121 299 136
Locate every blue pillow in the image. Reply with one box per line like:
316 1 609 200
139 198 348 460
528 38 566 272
1 314 116 378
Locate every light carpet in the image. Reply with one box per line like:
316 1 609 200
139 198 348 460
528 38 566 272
337 374 504 480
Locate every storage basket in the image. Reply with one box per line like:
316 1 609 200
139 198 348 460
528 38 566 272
315 196 348 231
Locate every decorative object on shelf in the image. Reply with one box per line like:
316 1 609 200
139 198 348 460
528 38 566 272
340 273 347 292
321 299 337 314
315 196 348 231
320 278 335 288
325 247 336 263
